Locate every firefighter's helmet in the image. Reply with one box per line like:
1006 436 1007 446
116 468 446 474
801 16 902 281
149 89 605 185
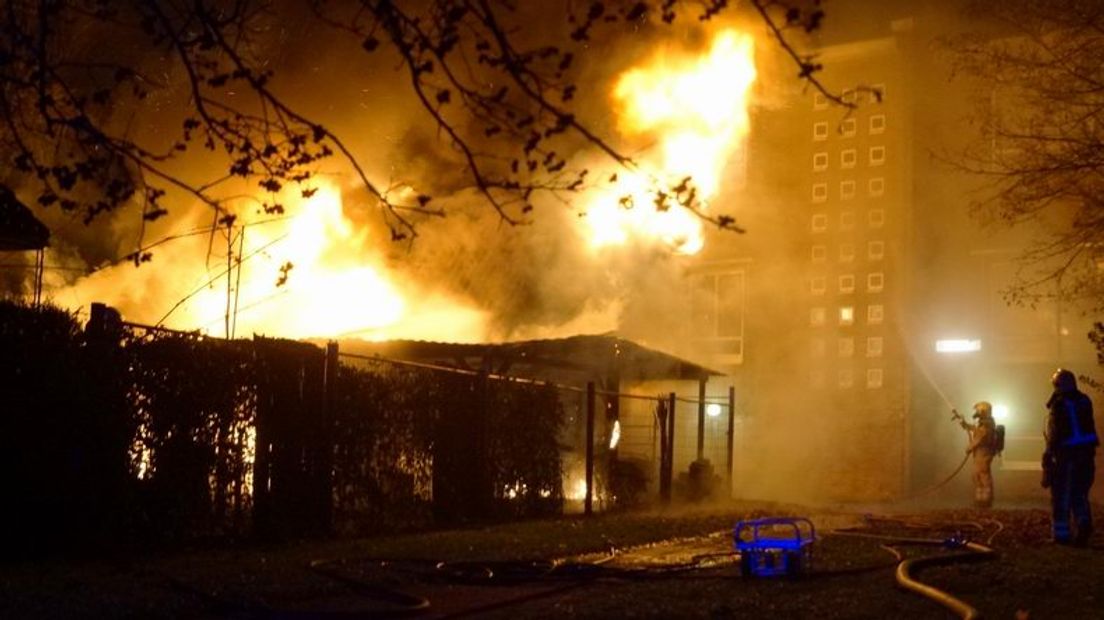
972 401 993 419
1052 368 1077 392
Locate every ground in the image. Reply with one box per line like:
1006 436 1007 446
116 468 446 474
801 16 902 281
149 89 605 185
2 501 1101 619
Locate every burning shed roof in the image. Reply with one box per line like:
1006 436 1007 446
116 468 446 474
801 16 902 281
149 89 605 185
340 334 724 383
0 186 49 251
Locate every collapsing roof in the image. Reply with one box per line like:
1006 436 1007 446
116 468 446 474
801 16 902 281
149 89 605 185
0 186 49 251
340 334 725 383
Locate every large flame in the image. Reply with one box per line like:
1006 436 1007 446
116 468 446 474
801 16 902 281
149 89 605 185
585 29 757 254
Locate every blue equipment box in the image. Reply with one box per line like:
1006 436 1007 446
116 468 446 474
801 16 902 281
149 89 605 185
733 517 816 577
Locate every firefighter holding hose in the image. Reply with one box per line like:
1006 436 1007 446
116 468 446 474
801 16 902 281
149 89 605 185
955 402 999 508
1043 369 1098 546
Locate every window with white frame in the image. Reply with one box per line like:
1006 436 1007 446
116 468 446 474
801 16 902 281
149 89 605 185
689 269 747 365
868 240 885 260
868 304 884 324
838 338 855 358
840 118 857 137
811 244 827 262
812 182 828 202
868 177 885 197
869 145 886 166
813 122 829 141
841 148 857 169
842 90 858 105
840 211 856 230
867 272 885 292
839 368 855 388
839 306 855 326
811 276 827 295
813 152 829 171
812 213 828 232
839 274 855 293
869 209 885 228
869 114 886 134
839 243 855 262
814 92 828 110
810 306 826 326
867 368 884 389
867 336 884 357
840 180 856 200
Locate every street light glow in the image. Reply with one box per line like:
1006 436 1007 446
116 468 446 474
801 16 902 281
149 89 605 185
935 339 981 353
993 404 1010 423
706 403 723 417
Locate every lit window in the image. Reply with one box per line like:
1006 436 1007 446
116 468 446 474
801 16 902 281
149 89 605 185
814 92 828 110
839 243 855 262
840 211 855 230
868 241 885 260
839 368 855 388
867 272 885 292
838 338 855 358
841 149 857 169
814 152 829 171
867 336 884 357
869 177 885 197
840 180 856 199
811 338 827 357
811 244 827 262
839 306 854 326
868 304 884 324
870 114 886 134
811 276 826 295
870 84 886 103
867 368 884 389
839 274 855 293
840 118 857 137
813 122 829 141
869 209 885 228
811 370 826 389
869 145 886 166
812 213 828 232
812 182 828 202
810 306 826 326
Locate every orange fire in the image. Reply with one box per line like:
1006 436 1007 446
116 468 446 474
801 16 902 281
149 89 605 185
584 29 757 254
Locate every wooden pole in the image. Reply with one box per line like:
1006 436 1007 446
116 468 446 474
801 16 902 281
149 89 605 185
585 381 595 516
667 392 676 501
658 398 670 504
727 386 736 496
696 378 707 461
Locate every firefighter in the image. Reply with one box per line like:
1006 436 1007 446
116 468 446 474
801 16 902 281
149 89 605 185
1043 369 1098 546
959 401 998 508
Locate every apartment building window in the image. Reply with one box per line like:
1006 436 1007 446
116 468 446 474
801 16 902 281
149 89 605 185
814 92 828 110
841 148 857 169
869 114 886 134
867 336 884 357
869 209 885 228
812 182 828 202
839 338 855 358
811 244 827 262
869 145 886 166
868 240 885 260
839 243 855 262
811 276 827 295
869 177 885 197
840 180 856 200
840 211 856 230
867 272 885 292
839 368 855 388
689 269 746 365
840 118 857 137
867 368 884 389
810 306 826 326
812 213 828 232
814 152 829 171
868 304 884 324
839 306 855 326
839 274 855 294
811 338 827 358
813 122 829 141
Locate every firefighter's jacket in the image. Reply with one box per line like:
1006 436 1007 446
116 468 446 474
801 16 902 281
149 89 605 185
1045 389 1099 452
966 418 998 456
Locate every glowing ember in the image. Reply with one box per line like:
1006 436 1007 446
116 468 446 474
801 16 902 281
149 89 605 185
585 29 757 254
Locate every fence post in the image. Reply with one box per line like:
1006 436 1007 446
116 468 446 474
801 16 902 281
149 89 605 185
727 386 736 497
666 392 676 502
696 378 706 461
319 341 338 534
585 381 595 516
658 398 670 504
